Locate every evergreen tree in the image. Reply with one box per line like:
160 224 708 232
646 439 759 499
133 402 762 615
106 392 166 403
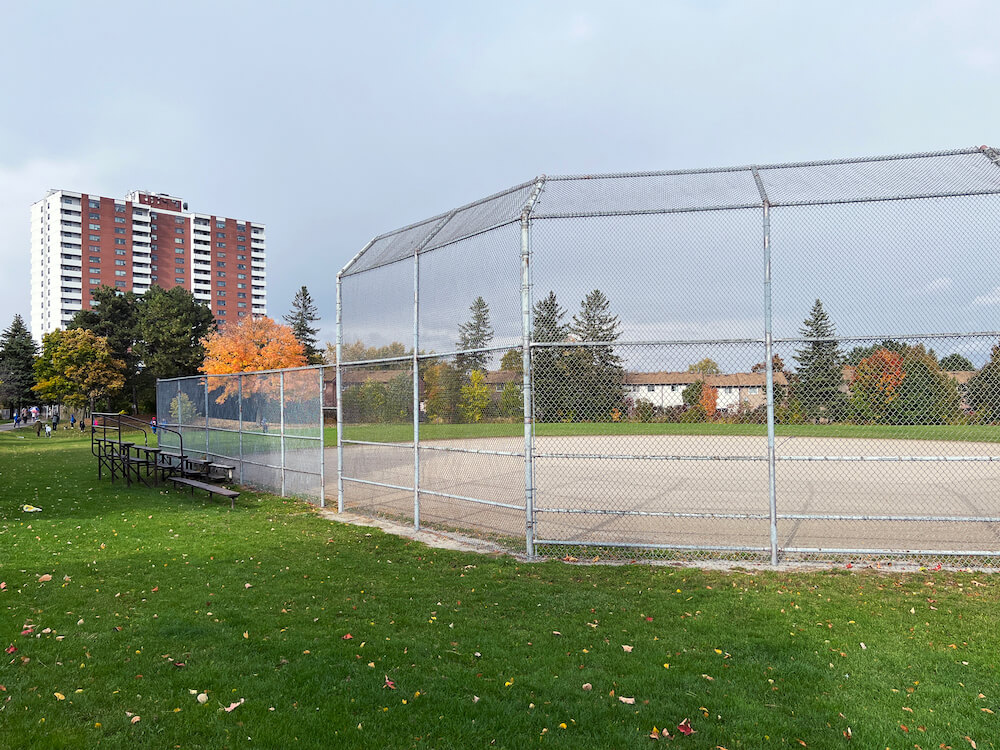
70 286 142 412
0 314 39 411
567 289 624 421
793 299 845 421
967 343 1000 422
283 286 322 364
532 291 570 422
455 297 494 375
136 285 216 381
939 353 974 371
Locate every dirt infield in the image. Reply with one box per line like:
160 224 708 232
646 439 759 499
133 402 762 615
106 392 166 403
328 434 1000 559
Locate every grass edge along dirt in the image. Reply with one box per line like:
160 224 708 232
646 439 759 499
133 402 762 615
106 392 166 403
0 429 998 749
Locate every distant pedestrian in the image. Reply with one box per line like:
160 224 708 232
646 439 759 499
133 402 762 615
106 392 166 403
52 412 59 430
261 416 269 434
35 421 43 437
79 419 86 432
150 416 157 435
70 414 76 429
44 423 52 438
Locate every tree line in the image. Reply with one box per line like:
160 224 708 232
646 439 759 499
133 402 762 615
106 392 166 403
332 295 1000 428
0 284 323 418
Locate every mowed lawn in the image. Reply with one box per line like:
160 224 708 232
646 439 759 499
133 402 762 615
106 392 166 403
0 430 998 749
332 421 1000 446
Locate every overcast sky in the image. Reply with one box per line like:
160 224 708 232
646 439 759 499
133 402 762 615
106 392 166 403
2 0 998 352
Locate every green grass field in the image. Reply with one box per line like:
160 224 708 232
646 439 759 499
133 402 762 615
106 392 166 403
1 428 998 748
332 420 1000 446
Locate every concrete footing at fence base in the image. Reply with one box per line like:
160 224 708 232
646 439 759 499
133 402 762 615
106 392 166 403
317 509 512 556
316 509 992 573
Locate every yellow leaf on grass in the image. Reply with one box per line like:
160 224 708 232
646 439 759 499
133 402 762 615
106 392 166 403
38 574 52 582
243 632 249 639
54 693 65 701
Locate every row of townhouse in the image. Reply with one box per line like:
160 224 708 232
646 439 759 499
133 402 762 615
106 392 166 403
325 367 979 413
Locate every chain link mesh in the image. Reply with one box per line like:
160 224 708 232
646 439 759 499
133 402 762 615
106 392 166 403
156 368 323 503
333 147 1000 565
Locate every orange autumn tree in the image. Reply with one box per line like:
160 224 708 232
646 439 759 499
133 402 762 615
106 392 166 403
699 384 718 419
851 347 905 422
201 316 308 404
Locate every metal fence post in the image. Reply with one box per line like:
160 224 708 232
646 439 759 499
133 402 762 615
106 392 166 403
336 272 344 513
753 167 779 566
238 374 244 484
280 370 286 497
413 250 421 531
522 178 545 558
318 365 325 508
204 377 210 458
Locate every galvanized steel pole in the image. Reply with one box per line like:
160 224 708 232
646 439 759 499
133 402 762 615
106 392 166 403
238 375 244 484
204 377 210 458
413 250 421 531
318 365 325 508
521 178 545 558
280 370 286 497
335 273 345 512
763 201 778 566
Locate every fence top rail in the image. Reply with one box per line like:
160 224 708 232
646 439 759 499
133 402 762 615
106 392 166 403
341 145 1000 277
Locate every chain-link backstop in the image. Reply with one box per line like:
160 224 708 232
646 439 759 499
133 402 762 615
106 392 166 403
334 146 1000 566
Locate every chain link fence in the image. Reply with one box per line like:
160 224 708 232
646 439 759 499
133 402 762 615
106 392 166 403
335 146 1000 566
156 368 324 502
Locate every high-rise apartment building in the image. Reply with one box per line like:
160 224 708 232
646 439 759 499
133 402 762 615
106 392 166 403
30 189 267 341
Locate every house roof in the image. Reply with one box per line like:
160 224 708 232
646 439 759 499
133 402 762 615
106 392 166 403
624 371 788 387
843 365 977 384
483 369 521 385
340 369 411 385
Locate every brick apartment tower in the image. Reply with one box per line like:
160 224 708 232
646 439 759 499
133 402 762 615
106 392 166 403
30 189 267 341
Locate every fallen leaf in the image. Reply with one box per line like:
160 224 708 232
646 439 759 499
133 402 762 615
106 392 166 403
131 716 141 724
224 698 245 713
964 738 977 750
622 644 633 653
197 693 208 704
552 631 562 636
342 633 353 640
677 718 695 736
5 645 16 654
472 695 479 703
384 675 396 690
54 692 65 701
244 583 252 589
243 631 249 639
860 642 867 650
619 696 635 705
582 683 592 691
38 574 52 582
702 674 714 681
0 582 5 590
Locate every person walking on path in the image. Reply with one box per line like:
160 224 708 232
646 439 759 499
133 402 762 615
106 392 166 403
35 420 43 437
52 412 59 430
70 414 76 429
